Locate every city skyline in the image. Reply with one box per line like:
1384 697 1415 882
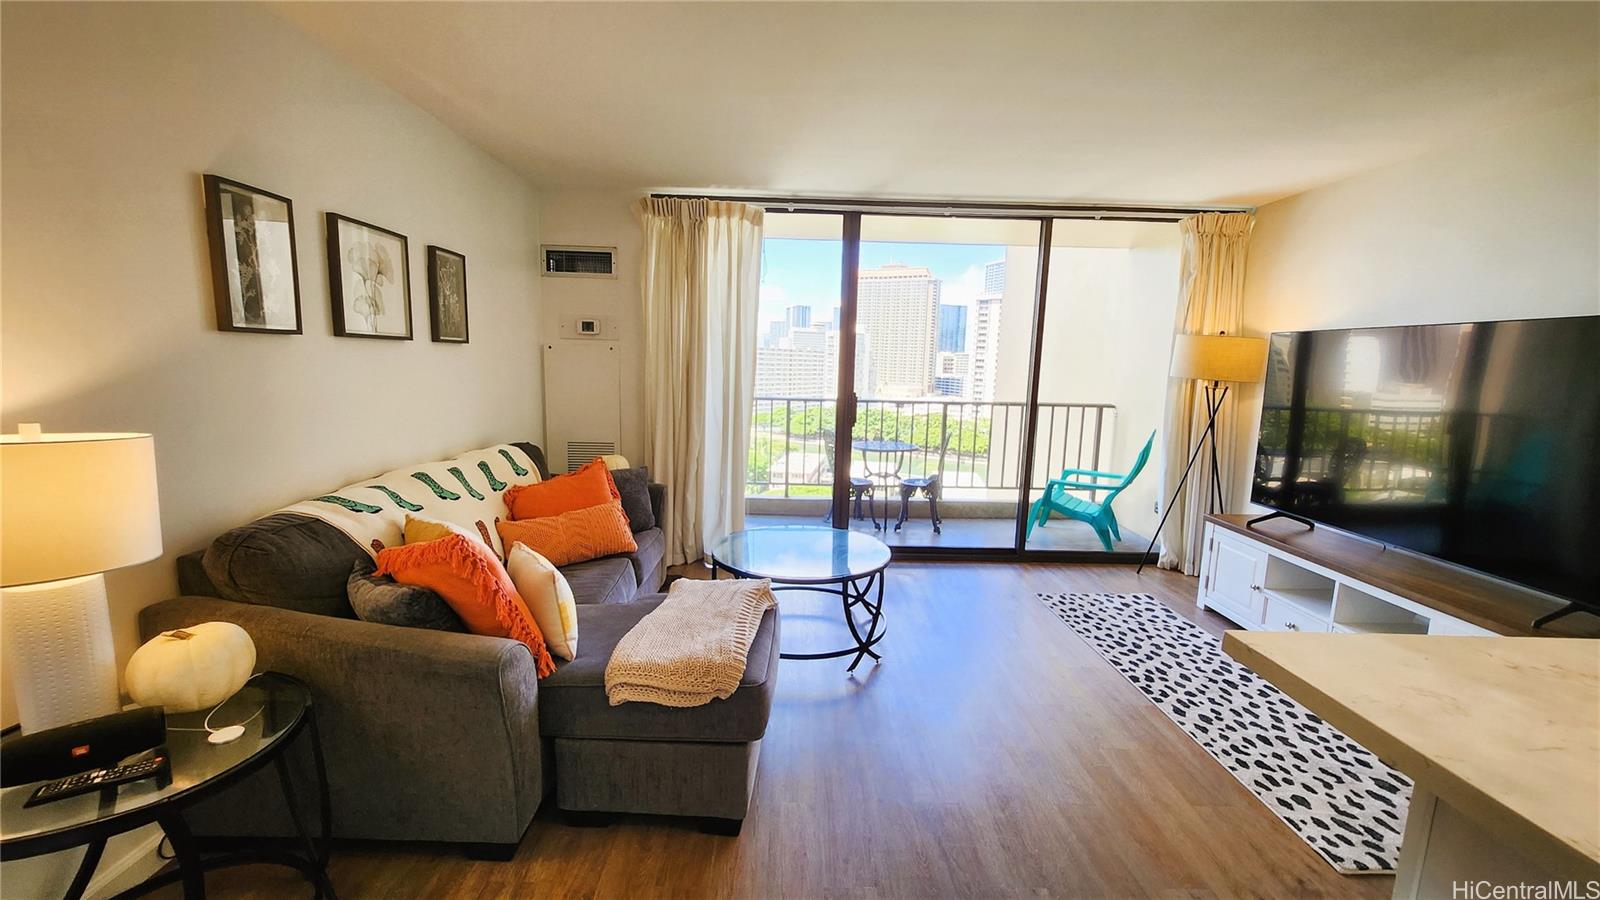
759 238 1004 332
757 242 1009 401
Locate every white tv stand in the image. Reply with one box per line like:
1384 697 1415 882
1196 514 1598 638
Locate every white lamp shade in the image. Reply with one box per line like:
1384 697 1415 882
1169 334 1268 384
2 433 162 586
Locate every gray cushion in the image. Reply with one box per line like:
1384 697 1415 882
609 467 655 532
624 528 665 592
559 557 638 606
540 598 779 743
511 441 550 480
176 550 219 597
203 513 362 618
346 560 464 632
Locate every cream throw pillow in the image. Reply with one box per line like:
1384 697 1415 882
505 543 579 661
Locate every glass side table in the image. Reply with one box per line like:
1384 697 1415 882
710 525 891 672
0 672 335 900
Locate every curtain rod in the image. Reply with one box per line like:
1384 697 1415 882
648 192 1252 221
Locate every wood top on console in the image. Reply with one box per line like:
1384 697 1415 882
1207 514 1600 638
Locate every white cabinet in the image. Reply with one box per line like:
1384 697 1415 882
1195 522 1498 637
1199 532 1267 626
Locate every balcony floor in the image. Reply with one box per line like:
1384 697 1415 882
744 512 1149 553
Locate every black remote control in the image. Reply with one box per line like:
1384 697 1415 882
24 754 171 807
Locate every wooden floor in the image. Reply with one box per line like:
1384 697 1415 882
174 563 1393 899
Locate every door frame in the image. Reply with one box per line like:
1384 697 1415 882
828 212 863 527
735 196 1217 564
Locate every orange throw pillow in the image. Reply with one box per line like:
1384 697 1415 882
376 533 556 677
504 458 621 520
496 501 637 567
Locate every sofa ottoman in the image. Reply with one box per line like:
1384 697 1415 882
541 598 780 832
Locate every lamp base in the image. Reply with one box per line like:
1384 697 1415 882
1 573 121 733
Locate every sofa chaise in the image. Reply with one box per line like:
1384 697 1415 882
139 442 778 856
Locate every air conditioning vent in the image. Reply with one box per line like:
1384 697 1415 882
566 440 617 472
543 245 616 278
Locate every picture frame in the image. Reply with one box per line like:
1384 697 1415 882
203 174 303 334
426 245 469 344
326 212 412 340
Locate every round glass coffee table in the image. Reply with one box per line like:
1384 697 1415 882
710 525 891 672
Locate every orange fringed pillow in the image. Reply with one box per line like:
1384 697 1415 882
376 533 556 677
503 458 621 521
496 501 637 567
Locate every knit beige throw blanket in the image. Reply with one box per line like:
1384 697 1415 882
605 577 776 707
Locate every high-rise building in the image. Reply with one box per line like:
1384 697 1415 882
855 263 940 398
789 324 828 352
933 351 970 396
971 292 1003 403
755 342 829 397
938 303 968 353
984 259 1006 295
824 328 874 397
764 319 790 348
786 304 811 329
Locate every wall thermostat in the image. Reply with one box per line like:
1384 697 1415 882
561 317 616 340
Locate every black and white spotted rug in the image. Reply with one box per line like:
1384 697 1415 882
1039 592 1410 874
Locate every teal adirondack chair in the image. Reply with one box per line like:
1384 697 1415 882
1027 431 1156 551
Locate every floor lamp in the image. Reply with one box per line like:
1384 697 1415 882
1137 334 1267 574
1 427 162 732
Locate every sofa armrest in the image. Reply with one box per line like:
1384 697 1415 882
139 597 542 845
648 482 667 528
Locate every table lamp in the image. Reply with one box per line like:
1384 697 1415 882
1 426 162 733
1137 333 1266 573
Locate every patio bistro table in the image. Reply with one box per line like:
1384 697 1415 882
852 438 919 531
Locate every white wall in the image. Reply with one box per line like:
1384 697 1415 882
0 1 545 740
537 191 646 464
1233 97 1600 505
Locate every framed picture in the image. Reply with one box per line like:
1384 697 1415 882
326 212 412 339
203 174 303 334
426 245 469 343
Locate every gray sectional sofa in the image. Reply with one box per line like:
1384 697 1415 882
140 442 778 856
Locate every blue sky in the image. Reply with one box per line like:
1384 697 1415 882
760 239 1004 326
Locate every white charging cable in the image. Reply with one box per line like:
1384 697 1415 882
166 673 266 744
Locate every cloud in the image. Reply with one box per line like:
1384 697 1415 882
939 264 986 309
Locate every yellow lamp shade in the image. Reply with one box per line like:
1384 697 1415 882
1169 334 1268 384
1 432 162 587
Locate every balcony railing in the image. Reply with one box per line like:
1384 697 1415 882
747 396 1116 499
1255 405 1450 496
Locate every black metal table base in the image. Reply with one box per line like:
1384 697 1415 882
711 562 886 672
95 708 337 900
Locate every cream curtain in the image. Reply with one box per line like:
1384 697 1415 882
1157 212 1255 574
637 197 764 566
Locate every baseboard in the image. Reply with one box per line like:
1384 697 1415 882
86 826 165 899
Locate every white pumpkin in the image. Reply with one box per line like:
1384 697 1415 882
125 622 256 713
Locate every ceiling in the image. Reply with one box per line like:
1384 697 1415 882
274 2 1599 207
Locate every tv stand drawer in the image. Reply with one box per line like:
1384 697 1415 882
1264 596 1331 633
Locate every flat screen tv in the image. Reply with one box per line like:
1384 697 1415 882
1252 315 1599 607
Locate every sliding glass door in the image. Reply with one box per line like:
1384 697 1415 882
839 215 1042 549
1021 220 1181 555
746 205 1177 561
746 213 847 526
